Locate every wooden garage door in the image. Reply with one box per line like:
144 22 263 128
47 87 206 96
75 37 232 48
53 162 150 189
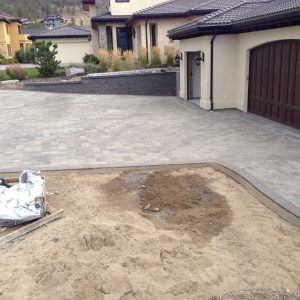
248 40 300 129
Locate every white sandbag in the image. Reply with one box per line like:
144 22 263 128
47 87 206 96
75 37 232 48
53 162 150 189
0 170 45 227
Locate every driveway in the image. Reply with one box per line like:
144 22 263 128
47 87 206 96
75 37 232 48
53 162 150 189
1 90 300 217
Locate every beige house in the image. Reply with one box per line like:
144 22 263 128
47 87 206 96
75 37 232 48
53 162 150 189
83 0 231 61
29 25 92 64
169 0 300 130
0 13 32 58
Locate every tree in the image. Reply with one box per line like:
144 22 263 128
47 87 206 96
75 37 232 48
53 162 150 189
34 41 61 77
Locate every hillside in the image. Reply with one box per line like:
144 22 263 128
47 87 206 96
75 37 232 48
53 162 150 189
0 0 90 25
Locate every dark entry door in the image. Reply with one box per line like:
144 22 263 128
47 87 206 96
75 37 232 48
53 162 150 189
248 40 300 129
187 52 201 100
116 27 133 52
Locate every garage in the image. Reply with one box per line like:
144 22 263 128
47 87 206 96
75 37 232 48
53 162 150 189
29 25 92 64
248 40 300 129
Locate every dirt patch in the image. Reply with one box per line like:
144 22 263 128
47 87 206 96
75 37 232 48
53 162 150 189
0 166 299 300
104 169 232 241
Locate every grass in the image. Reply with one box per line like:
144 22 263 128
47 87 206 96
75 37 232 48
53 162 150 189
0 68 40 81
26 68 40 78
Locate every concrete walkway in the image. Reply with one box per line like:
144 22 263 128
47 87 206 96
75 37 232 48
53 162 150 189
1 90 299 216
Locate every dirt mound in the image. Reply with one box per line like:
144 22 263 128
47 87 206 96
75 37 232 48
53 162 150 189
104 169 232 239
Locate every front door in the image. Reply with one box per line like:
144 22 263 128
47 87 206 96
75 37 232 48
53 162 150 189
116 27 133 52
187 52 201 100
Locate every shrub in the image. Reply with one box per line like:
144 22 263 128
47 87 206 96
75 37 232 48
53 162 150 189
111 48 122 72
123 50 134 71
0 57 18 65
0 54 5 60
139 47 148 67
98 48 109 72
6 65 27 80
83 53 100 65
15 48 36 63
151 47 161 67
165 45 175 66
84 63 101 74
0 71 6 81
34 41 61 77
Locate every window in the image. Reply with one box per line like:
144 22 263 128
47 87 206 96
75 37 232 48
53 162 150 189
106 26 113 51
18 25 21 34
7 44 12 57
20 43 24 50
116 27 132 52
150 24 157 47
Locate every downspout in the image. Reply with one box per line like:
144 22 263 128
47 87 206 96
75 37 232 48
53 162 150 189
145 19 149 63
210 34 217 112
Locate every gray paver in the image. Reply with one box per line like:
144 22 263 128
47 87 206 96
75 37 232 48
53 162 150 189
0 90 300 216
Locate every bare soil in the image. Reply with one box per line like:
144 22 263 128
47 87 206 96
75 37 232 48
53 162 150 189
0 166 299 300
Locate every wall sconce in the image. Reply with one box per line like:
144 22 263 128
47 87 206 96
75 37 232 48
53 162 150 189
175 51 182 66
132 28 136 39
88 35 92 42
195 51 205 65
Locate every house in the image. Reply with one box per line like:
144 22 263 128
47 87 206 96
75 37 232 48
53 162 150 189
29 25 92 64
168 0 300 130
42 15 65 30
83 0 170 55
0 12 32 58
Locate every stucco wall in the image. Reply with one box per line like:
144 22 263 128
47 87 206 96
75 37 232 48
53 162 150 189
35 38 92 64
131 18 198 61
110 0 168 16
178 25 300 111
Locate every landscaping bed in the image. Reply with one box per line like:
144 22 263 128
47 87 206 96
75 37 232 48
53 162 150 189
0 165 299 299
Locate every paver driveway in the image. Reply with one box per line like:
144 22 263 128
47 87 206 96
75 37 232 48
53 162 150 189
1 90 300 216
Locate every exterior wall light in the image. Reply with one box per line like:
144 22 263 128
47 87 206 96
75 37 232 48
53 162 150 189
195 51 205 65
175 51 182 66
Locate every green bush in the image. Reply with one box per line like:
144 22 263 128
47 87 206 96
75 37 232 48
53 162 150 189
0 71 6 81
15 48 36 63
34 41 61 77
84 64 101 74
6 65 27 80
0 57 18 65
0 54 5 60
83 53 100 65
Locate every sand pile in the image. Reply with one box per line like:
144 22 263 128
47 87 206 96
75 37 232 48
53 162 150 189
0 166 299 300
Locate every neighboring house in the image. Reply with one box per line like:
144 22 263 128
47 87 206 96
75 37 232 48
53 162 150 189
42 15 65 30
0 12 31 58
29 25 92 64
168 0 300 130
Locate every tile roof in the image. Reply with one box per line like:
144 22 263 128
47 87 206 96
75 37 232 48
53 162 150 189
29 25 91 40
0 12 21 23
168 0 300 38
92 13 131 23
21 28 45 35
133 0 243 17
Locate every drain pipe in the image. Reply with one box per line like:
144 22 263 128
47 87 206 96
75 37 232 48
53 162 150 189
210 34 217 112
145 19 149 64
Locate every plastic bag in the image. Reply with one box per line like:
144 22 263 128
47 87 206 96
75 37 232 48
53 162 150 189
0 170 45 227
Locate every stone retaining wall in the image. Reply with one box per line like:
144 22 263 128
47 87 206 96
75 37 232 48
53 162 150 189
24 72 177 96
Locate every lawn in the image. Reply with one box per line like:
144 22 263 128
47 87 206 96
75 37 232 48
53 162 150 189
0 67 40 81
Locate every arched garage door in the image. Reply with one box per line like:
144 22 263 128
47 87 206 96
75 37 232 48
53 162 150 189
248 40 300 129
